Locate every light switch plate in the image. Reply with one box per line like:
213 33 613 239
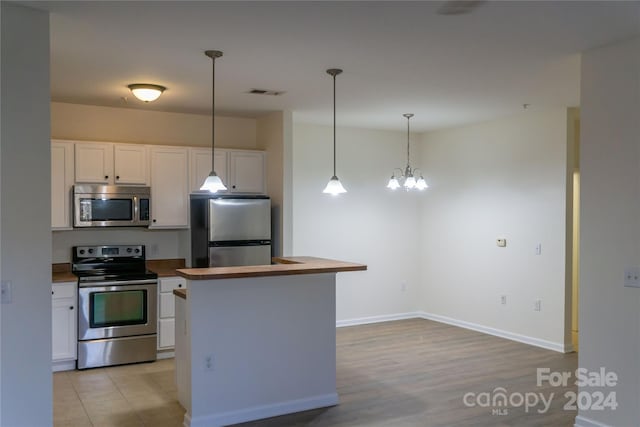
624 268 640 287
1 280 12 304
496 238 507 247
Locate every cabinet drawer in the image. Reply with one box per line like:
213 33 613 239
159 277 186 293
52 282 76 299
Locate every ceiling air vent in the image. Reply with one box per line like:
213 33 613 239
437 0 485 15
247 88 285 96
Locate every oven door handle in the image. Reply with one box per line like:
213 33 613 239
78 279 157 288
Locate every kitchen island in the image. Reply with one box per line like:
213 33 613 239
174 257 366 427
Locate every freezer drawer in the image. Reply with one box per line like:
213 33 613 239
209 245 271 267
208 198 270 241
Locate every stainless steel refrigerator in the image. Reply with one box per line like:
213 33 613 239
190 194 271 267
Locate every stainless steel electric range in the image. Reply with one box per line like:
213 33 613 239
72 245 158 369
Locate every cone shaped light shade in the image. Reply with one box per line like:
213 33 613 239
323 176 347 195
404 175 417 189
387 176 400 190
200 172 227 192
416 177 429 190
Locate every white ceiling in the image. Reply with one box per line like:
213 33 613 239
28 0 640 131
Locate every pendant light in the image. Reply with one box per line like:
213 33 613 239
200 50 228 192
387 113 428 191
323 69 347 195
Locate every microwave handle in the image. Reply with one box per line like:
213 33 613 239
133 195 138 221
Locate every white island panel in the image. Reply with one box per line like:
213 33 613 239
181 273 338 427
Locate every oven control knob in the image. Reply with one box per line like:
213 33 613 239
134 248 140 254
88 249 94 254
79 249 85 255
127 248 132 253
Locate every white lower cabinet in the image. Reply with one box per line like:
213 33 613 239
52 281 77 371
158 277 187 350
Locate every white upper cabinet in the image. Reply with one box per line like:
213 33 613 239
51 140 74 230
228 150 266 194
75 142 148 185
150 146 189 228
189 148 228 193
113 144 148 185
75 142 113 184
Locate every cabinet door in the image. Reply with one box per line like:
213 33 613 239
228 151 266 193
75 142 114 184
51 141 74 229
158 318 175 349
150 147 189 228
114 144 148 185
189 148 228 192
52 294 77 361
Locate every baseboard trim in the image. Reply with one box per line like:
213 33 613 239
574 415 611 427
336 312 423 328
185 393 338 427
52 360 76 372
156 350 175 360
336 311 569 353
418 311 569 353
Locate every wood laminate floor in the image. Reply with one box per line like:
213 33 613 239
54 319 577 427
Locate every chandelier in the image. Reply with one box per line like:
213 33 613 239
387 113 428 191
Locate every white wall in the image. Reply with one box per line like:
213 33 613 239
0 3 52 425
51 102 257 149
292 124 421 321
52 229 188 263
257 111 294 257
576 36 640 427
418 109 570 349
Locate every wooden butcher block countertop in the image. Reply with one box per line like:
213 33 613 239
176 256 366 281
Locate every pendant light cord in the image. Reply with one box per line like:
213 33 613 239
211 55 216 172
406 114 410 168
333 72 337 177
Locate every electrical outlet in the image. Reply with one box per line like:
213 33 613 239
204 354 214 372
500 295 507 305
496 238 507 247
150 244 159 256
401 282 407 292
534 299 542 312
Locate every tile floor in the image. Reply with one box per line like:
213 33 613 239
53 358 185 427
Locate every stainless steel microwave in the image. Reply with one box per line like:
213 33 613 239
73 185 150 227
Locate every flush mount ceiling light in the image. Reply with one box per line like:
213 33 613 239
322 68 347 196
387 114 428 191
127 83 166 102
199 50 228 193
